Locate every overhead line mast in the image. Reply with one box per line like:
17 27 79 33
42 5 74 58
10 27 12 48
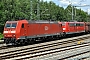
37 0 40 20
30 0 33 20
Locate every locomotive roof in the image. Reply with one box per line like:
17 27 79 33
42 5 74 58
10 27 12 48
27 20 58 23
6 21 17 23
61 22 85 23
85 22 90 25
6 20 58 24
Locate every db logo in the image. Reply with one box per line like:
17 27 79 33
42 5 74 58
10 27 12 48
45 26 48 31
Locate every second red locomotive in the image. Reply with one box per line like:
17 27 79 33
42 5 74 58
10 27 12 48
58 22 86 35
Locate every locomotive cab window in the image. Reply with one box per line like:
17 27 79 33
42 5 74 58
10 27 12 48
5 23 11 28
62 22 65 26
12 23 17 28
5 23 17 28
22 24 24 28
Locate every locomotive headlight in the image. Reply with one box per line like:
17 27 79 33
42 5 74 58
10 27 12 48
63 28 66 30
4 31 8 33
13 35 16 37
11 31 16 33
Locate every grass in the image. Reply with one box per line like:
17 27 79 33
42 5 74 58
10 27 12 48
0 33 3 39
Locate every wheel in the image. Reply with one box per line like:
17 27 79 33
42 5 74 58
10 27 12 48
20 39 25 45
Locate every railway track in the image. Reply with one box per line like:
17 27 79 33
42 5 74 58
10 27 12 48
65 52 90 60
0 40 10 50
0 35 89 51
0 40 4 47
0 43 14 50
0 34 89 50
6 42 90 60
0 34 90 60
0 34 90 51
0 40 4 44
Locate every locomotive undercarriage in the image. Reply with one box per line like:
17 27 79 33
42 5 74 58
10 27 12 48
4 38 17 45
4 33 64 45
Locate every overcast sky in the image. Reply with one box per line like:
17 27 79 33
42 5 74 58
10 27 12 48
42 0 90 14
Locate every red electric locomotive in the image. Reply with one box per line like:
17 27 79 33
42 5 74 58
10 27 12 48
58 22 85 35
3 20 63 45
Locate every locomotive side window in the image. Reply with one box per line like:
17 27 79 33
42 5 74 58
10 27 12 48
76 23 80 26
80 24 84 26
22 24 24 28
69 23 75 26
76 23 84 26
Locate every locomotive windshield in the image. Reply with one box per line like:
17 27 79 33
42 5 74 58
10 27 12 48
5 23 17 28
